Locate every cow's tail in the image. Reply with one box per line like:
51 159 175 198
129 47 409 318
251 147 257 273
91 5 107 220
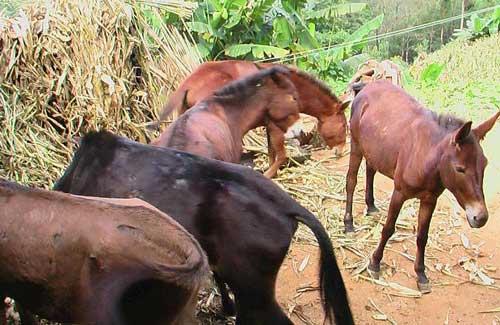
147 89 188 130
292 208 354 325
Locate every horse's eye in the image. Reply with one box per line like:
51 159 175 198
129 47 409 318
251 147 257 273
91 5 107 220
456 166 466 174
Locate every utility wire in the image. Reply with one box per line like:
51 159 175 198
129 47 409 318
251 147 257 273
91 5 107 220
255 4 500 63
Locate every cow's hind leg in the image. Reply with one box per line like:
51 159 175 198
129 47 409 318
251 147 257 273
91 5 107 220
213 272 235 316
365 164 379 215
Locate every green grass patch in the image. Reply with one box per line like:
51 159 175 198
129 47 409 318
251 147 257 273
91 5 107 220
407 33 500 123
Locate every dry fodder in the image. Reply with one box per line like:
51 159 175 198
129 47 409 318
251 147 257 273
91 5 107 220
0 0 201 187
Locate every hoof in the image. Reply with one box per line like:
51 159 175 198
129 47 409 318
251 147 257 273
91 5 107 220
344 224 355 233
417 281 432 294
222 302 236 317
367 265 380 280
366 206 380 216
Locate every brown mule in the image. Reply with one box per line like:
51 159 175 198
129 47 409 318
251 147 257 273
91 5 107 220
344 80 499 293
0 180 208 325
151 66 300 178
153 60 349 169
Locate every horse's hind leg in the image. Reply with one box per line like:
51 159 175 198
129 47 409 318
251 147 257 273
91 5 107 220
234 288 292 325
16 303 39 325
414 198 437 294
226 234 293 324
264 122 287 178
213 272 235 316
365 164 379 215
369 190 405 278
0 297 7 325
344 140 363 233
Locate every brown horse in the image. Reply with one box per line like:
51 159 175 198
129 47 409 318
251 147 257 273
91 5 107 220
344 80 499 293
151 66 300 178
0 180 208 325
153 60 349 156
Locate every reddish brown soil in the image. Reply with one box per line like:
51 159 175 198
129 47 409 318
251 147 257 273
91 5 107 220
276 129 500 325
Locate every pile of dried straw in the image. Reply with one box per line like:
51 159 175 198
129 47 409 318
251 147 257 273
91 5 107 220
0 0 201 187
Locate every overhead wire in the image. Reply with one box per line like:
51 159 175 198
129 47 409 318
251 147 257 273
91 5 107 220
255 4 500 63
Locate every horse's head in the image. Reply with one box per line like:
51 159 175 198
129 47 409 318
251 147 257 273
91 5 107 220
317 100 350 156
439 111 499 228
261 67 301 131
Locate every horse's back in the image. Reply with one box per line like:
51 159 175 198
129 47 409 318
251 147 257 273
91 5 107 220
171 60 260 115
182 60 259 93
351 81 425 176
158 104 239 162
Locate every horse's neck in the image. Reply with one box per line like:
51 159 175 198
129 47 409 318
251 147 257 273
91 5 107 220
212 97 267 136
290 75 335 117
404 116 450 180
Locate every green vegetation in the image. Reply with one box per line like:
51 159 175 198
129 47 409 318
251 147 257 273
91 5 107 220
408 32 500 122
1 0 498 187
164 0 499 90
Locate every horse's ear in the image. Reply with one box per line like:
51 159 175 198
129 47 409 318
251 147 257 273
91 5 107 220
269 70 292 88
472 110 500 141
339 100 350 111
180 90 189 113
452 121 472 145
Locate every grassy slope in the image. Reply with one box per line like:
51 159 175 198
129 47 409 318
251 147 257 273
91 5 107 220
407 33 500 123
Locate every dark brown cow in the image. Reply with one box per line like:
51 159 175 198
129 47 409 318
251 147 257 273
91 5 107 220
0 180 208 325
54 131 354 325
344 80 499 293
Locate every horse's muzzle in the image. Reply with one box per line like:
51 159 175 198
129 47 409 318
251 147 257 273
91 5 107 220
465 204 488 228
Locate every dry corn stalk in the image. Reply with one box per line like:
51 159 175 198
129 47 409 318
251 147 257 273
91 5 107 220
0 0 201 187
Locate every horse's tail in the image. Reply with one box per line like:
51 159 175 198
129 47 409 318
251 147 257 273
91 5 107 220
291 208 354 325
147 89 189 130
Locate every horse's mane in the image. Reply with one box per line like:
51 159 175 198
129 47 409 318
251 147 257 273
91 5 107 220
212 66 289 100
287 67 340 103
430 111 466 132
53 130 119 191
163 113 190 149
0 179 31 192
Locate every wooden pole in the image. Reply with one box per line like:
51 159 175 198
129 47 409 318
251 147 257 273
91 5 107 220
460 0 465 29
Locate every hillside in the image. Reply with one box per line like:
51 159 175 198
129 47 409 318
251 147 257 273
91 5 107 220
408 33 500 121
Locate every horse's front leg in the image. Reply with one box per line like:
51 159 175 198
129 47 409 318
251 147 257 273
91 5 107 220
265 126 277 169
414 197 437 294
263 123 286 178
344 140 363 233
368 189 405 278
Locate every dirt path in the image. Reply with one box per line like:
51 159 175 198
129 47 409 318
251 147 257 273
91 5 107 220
276 127 500 324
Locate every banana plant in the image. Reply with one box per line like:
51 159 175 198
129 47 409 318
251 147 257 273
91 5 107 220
186 0 286 59
454 8 500 40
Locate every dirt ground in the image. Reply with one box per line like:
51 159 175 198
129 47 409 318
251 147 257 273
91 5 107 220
275 127 500 324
